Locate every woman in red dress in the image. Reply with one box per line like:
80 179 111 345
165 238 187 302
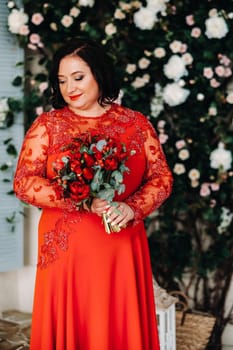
14 37 173 350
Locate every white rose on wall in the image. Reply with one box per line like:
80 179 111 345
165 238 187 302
147 0 169 13
61 15 74 28
163 55 188 81
188 168 200 181
105 23 117 36
138 57 151 69
0 98 9 111
210 142 232 171
173 163 186 175
205 15 229 39
79 0 95 7
0 97 13 128
133 7 156 30
8 8 28 34
218 207 233 234
163 82 190 106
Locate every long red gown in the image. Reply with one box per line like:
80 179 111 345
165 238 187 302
14 103 173 350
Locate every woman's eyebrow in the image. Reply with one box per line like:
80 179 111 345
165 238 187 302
58 70 84 77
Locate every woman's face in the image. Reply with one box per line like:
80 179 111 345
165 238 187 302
58 55 101 116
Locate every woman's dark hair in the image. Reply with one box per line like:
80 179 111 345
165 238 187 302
49 37 120 109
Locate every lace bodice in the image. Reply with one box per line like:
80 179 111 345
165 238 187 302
14 103 173 223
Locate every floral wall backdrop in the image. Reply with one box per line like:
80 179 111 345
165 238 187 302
5 0 233 347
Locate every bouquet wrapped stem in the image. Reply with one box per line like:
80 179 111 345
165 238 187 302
102 212 121 234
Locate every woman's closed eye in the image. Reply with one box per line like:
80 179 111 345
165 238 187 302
58 76 84 84
74 75 84 81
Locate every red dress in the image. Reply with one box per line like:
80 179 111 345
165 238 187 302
14 103 173 350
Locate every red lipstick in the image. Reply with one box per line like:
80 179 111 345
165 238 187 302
69 94 82 101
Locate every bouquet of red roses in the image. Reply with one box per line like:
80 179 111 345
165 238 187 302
52 132 133 233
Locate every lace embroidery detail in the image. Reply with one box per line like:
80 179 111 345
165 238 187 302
42 104 148 155
37 211 81 269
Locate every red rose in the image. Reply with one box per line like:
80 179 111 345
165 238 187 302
70 159 82 174
69 182 90 201
83 167 94 180
83 152 95 167
91 146 103 160
104 156 118 170
72 151 82 160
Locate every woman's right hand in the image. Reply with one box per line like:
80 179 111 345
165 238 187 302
90 198 110 216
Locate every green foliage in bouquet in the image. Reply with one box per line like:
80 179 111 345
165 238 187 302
6 0 233 346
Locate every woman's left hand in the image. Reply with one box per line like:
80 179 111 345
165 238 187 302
106 202 134 228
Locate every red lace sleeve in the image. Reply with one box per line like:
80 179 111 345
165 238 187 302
13 114 75 211
125 120 173 224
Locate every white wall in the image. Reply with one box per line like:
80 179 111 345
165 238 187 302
0 207 232 346
0 206 39 314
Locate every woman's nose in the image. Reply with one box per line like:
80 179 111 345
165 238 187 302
66 79 76 93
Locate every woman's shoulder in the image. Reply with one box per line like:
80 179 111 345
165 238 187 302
114 103 154 131
32 107 66 125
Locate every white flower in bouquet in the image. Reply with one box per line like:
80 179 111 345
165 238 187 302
210 142 232 171
163 82 190 106
218 207 233 234
133 7 156 30
78 0 95 7
8 8 29 34
205 15 229 39
164 55 188 81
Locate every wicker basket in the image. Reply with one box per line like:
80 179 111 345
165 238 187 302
170 291 216 350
